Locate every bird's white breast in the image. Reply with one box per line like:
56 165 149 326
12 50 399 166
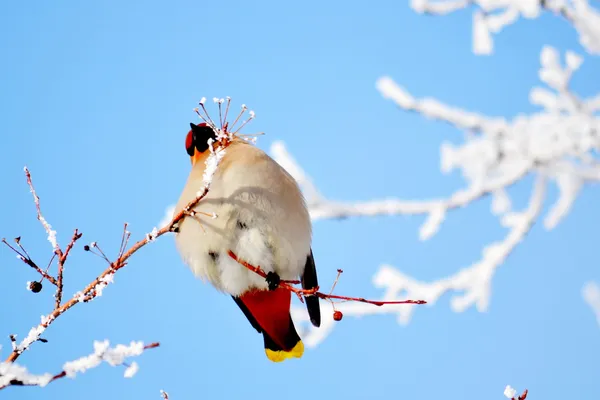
173 141 312 296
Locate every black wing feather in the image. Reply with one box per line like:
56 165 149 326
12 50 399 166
301 249 321 327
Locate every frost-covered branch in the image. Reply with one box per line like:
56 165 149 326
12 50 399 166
4 164 218 364
504 385 528 400
291 176 545 346
274 46 599 235
376 46 600 233
2 101 244 365
582 281 600 327
0 341 159 390
411 0 600 54
275 45 599 346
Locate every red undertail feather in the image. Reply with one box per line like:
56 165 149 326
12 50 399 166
239 288 304 362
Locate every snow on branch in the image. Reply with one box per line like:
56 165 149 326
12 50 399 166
0 341 159 390
411 0 600 55
277 47 599 346
291 176 546 346
1 101 242 391
2 101 241 366
504 385 529 400
377 46 600 231
582 281 600 327
275 46 599 234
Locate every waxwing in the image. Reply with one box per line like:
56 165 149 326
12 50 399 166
173 122 321 362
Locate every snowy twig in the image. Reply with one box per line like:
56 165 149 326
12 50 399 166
160 389 170 399
0 341 159 390
291 177 545 346
4 149 226 364
270 43 599 345
2 100 245 370
24 167 59 252
411 0 600 55
504 384 528 400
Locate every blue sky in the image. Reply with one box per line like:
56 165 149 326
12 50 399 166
1 1 599 399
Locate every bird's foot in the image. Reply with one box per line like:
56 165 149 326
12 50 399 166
265 272 281 291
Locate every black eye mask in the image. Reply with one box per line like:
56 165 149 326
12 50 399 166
187 122 218 155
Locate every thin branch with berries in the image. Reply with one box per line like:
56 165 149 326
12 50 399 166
0 101 262 380
227 250 426 321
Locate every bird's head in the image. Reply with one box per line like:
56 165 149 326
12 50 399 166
185 122 218 166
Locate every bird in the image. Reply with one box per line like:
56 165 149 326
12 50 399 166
173 121 321 362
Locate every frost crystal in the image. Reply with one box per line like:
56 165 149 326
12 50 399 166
202 147 226 189
124 361 139 378
410 0 600 55
146 227 158 242
74 291 86 302
62 340 145 379
0 362 53 388
504 385 517 399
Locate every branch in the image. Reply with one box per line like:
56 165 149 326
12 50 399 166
4 154 222 363
3 100 246 364
411 0 600 55
24 167 59 253
55 230 82 308
0 341 159 390
159 57 593 344
2 237 57 286
228 250 425 309
292 177 546 346
266 46 597 345
504 385 528 400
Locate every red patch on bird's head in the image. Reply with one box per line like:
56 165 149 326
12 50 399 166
185 130 193 152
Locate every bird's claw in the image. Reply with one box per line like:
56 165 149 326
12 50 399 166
266 271 280 291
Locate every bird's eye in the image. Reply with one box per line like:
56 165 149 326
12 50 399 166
185 130 195 156
189 122 217 154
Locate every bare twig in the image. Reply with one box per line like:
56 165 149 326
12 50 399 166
55 230 82 308
2 238 58 286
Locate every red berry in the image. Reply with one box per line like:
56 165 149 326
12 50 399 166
333 310 343 321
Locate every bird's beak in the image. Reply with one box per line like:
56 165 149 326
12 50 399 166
190 149 204 166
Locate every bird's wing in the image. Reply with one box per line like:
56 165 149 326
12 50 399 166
301 249 321 327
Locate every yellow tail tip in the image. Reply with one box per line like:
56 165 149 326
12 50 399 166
265 340 304 362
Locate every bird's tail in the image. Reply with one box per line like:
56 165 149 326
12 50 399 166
236 288 304 362
261 317 304 362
